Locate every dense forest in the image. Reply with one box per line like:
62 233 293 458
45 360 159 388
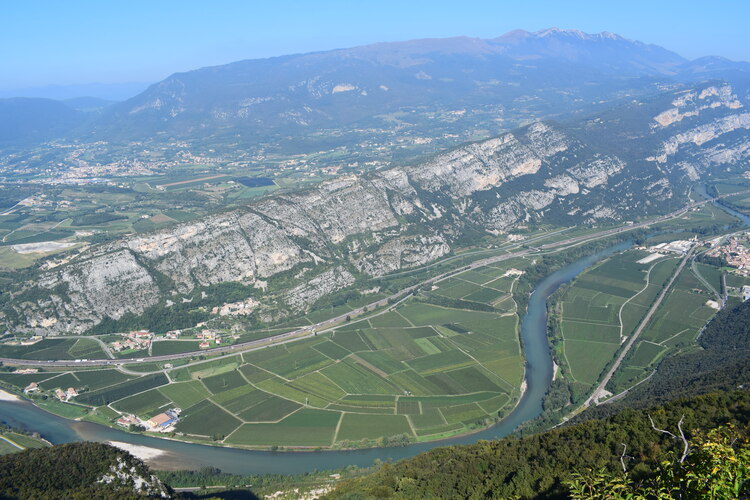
0 442 172 499
321 390 749 499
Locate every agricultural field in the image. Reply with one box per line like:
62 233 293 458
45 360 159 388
0 259 527 448
607 259 722 393
0 431 50 455
0 168 290 270
0 338 107 360
554 250 658 389
551 244 725 401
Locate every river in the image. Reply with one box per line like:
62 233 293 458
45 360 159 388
694 183 750 226
0 242 632 474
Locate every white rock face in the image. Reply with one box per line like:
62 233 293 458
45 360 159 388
654 85 743 127
544 175 580 195
284 267 355 310
353 235 450 277
18 250 161 335
653 113 750 162
98 456 171 498
567 156 625 188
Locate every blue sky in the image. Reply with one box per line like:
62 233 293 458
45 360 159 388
3 0 749 90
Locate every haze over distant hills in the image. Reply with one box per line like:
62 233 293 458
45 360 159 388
83 27 739 142
7 77 750 335
2 28 750 150
0 82 149 102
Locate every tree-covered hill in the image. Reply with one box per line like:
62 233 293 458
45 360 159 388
322 390 749 499
0 442 172 499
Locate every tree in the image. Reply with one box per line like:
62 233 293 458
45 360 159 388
566 425 750 499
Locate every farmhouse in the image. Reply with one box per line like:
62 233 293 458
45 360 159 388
116 415 139 428
145 409 179 430
23 382 38 394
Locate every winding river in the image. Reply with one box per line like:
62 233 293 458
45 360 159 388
0 242 632 474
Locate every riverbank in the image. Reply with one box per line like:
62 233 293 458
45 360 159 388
0 389 19 402
106 441 165 461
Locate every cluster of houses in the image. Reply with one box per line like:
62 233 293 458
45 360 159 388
706 235 750 274
109 330 153 352
104 328 234 352
116 408 181 432
196 330 222 349
22 381 78 402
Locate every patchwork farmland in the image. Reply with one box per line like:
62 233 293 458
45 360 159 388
0 261 528 449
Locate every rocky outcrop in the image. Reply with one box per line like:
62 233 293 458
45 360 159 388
352 235 451 277
653 84 742 127
17 249 161 334
284 267 356 310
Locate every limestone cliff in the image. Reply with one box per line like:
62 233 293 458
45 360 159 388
5 82 750 335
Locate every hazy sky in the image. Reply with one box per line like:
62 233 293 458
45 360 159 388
3 0 749 91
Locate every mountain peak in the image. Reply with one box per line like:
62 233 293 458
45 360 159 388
502 27 629 42
535 27 588 38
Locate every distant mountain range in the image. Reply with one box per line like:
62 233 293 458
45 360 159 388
0 82 149 101
3 28 750 149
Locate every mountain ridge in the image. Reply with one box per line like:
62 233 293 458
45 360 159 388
5 81 750 336
78 28 704 146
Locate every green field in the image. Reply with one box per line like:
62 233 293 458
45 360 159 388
554 251 667 393
112 389 172 417
151 341 203 356
176 400 242 438
157 381 209 408
0 338 106 361
552 245 724 400
225 409 340 447
7 259 528 447
336 414 413 441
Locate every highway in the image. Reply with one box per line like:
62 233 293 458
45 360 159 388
0 189 744 370
584 245 696 407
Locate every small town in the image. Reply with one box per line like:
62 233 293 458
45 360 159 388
706 233 750 274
